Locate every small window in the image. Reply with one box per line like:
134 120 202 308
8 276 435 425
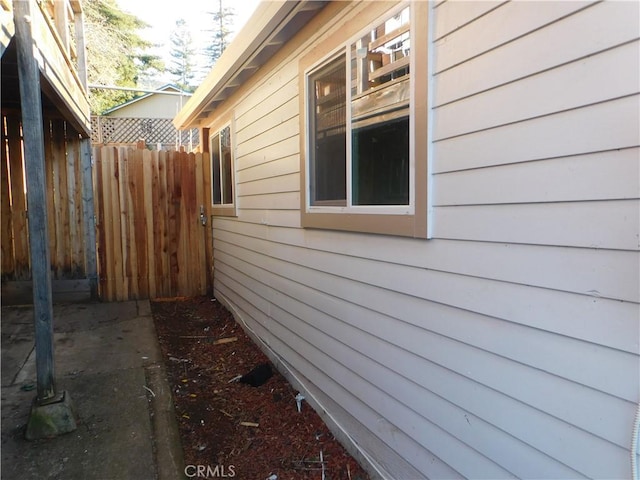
210 123 236 215
301 3 427 237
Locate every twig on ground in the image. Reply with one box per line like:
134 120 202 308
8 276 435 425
143 385 156 397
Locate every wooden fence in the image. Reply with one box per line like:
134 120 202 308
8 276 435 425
93 147 213 301
1 115 90 283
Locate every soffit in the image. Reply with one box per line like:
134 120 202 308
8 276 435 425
174 0 327 130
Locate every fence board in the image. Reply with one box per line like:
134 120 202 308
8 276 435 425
43 121 57 277
152 151 166 296
1 115 92 302
52 119 70 278
7 117 29 278
132 149 148 298
143 149 155 297
107 147 121 298
116 147 128 300
94 147 107 295
202 141 213 294
195 152 207 294
168 151 179 296
66 131 83 276
1 120 14 275
94 146 211 301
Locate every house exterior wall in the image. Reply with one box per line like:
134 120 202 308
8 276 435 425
201 1 639 478
106 92 189 119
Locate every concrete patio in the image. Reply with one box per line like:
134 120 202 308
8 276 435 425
1 300 184 479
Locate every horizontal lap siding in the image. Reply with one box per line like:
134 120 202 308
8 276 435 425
429 1 640 478
209 1 640 478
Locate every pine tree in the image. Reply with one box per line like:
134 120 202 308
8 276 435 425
168 19 197 92
203 0 235 70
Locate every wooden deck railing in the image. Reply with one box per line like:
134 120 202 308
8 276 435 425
37 0 87 90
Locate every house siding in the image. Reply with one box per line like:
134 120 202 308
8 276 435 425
106 92 189 119
205 1 640 478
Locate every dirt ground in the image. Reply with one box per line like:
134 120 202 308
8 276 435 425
151 296 370 480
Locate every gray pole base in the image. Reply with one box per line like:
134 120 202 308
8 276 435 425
25 391 77 440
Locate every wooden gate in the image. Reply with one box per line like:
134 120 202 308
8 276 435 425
93 146 212 301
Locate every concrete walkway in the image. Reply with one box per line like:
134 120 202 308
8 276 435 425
1 301 184 480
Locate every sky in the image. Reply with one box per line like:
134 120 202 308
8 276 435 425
121 0 261 86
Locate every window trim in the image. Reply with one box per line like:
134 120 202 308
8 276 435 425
209 118 237 217
299 1 428 238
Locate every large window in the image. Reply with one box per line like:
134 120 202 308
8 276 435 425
309 55 347 205
301 3 428 237
210 123 236 215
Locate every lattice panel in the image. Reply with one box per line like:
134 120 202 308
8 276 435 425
91 116 199 149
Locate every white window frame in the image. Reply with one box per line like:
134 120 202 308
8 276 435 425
209 120 237 216
305 3 415 217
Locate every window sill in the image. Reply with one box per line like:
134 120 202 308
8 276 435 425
211 206 237 217
301 210 426 238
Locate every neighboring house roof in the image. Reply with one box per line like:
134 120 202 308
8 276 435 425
103 84 191 117
174 1 326 130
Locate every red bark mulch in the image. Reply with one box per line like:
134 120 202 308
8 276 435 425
151 296 370 480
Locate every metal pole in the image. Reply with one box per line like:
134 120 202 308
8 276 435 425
13 0 56 402
88 84 193 97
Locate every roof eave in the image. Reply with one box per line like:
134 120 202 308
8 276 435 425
174 0 326 130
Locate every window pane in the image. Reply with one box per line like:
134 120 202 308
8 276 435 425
309 54 346 205
220 126 233 205
211 133 221 205
351 6 410 97
352 115 409 205
350 6 411 207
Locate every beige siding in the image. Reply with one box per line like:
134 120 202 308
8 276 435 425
107 93 188 119
206 1 640 478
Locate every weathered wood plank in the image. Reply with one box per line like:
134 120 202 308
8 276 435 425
154 150 168 297
202 151 213 294
183 152 197 295
101 147 115 300
80 138 97 298
115 147 128 300
176 152 190 296
65 129 82 276
43 120 56 274
1 117 15 276
195 152 207 295
107 147 121 300
7 117 29 279
143 149 156 297
51 120 70 278
167 151 179 296
155 152 172 297
132 148 148 298
124 148 139 299
93 147 108 299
